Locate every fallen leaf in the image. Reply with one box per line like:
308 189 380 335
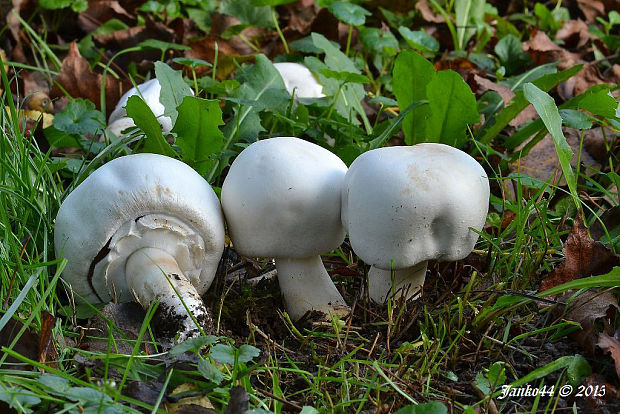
576 0 606 23
565 290 619 354
540 215 620 291
597 332 620 377
510 129 600 186
560 63 620 99
0 318 39 369
77 0 135 33
37 311 57 367
185 35 249 79
556 19 593 51
50 42 130 117
165 383 215 413
523 30 580 67
415 0 445 23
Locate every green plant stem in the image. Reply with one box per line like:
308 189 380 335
271 8 289 54
345 25 353 56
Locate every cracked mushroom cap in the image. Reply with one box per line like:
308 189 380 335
342 143 490 270
221 137 347 259
273 63 325 98
54 153 225 303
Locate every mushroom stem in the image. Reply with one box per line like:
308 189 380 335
368 261 428 303
125 247 212 341
275 256 349 321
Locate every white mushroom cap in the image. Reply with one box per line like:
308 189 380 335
108 78 194 134
221 137 349 320
221 137 346 259
273 62 325 99
342 143 489 271
54 153 225 304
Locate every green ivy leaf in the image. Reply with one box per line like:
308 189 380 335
198 359 225 385
392 50 435 144
425 70 480 147
237 344 260 363
398 27 439 53
327 1 371 26
172 97 226 176
359 27 399 56
154 61 193 126
53 98 105 136
210 344 236 365
125 95 175 157
559 109 593 129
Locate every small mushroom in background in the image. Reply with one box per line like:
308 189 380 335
106 78 194 136
221 137 349 321
273 62 325 99
54 153 225 342
342 143 490 303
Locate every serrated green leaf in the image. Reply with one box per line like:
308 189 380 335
559 109 592 129
319 69 370 84
359 27 399 56
53 99 105 135
198 359 225 384
425 70 479 147
327 1 371 26
577 90 618 118
392 50 435 145
154 61 193 126
125 96 176 157
523 82 577 207
172 97 225 176
237 344 260 363
210 344 236 364
169 335 220 355
398 27 439 53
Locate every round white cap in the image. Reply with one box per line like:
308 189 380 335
54 153 225 303
342 143 489 270
221 137 347 259
273 62 325 98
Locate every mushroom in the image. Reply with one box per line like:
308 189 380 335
54 153 225 341
341 143 490 303
273 62 325 99
221 137 349 320
107 78 194 136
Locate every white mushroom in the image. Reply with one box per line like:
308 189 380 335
54 154 225 341
273 62 325 98
341 143 490 303
107 78 193 136
221 137 349 320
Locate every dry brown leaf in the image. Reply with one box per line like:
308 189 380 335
556 19 593 50
185 35 250 79
77 0 134 33
597 332 620 378
0 318 39 369
510 129 600 186
523 31 581 67
560 63 620 99
540 215 620 291
37 310 57 367
415 0 445 23
565 290 619 354
50 42 130 117
472 74 516 106
577 0 607 23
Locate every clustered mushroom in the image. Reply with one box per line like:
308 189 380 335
273 62 325 99
58 72 489 338
54 153 225 341
341 144 490 303
221 137 349 320
107 78 194 136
